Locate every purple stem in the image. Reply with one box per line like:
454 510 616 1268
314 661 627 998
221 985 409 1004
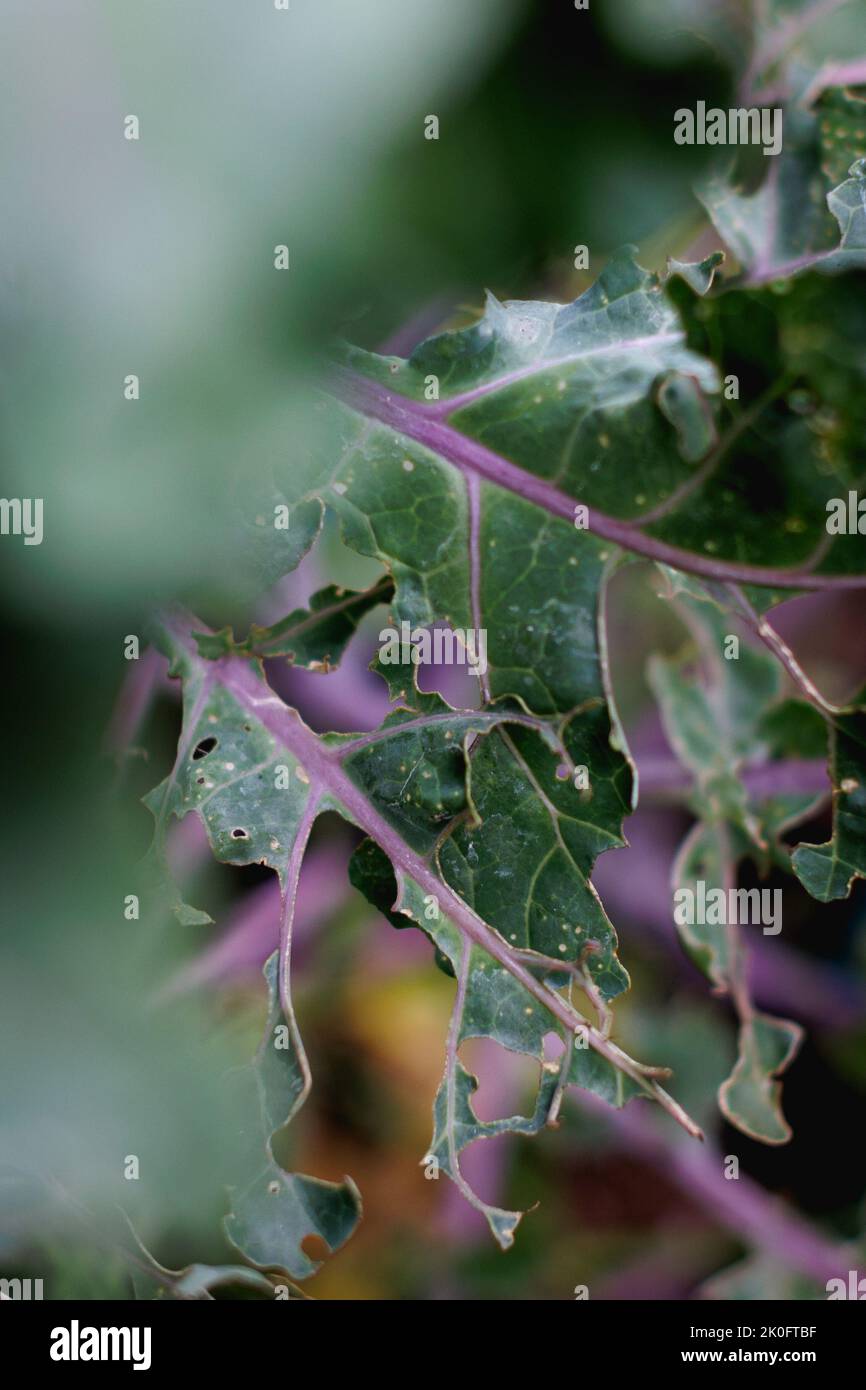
744 249 837 287
159 841 353 999
331 369 866 591
158 637 850 1031
800 58 866 106
104 644 165 758
637 755 831 801
155 620 862 1286
584 1094 860 1288
466 471 491 704
742 0 852 101
377 297 458 358
726 582 847 716
594 1244 712 1301
160 609 703 1138
592 806 865 1033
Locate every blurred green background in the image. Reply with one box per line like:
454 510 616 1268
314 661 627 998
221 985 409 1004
2 0 866 1300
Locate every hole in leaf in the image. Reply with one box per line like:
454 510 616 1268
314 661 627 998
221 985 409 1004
459 1037 538 1121
543 1031 566 1062
192 736 217 760
300 1234 329 1262
414 620 484 708
231 828 249 839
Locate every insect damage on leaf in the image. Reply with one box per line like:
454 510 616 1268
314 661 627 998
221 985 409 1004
141 64 866 1285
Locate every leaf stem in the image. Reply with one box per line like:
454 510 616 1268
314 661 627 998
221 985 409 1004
588 1096 860 1287
725 583 849 716
241 578 394 657
636 754 830 801
334 707 566 760
275 788 321 1126
161 612 704 1141
331 370 866 592
741 0 853 101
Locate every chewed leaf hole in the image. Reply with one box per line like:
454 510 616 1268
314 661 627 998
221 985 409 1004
231 828 249 840
192 736 218 760
300 1234 330 1261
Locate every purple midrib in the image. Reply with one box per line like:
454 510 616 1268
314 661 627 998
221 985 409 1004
330 367 866 591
